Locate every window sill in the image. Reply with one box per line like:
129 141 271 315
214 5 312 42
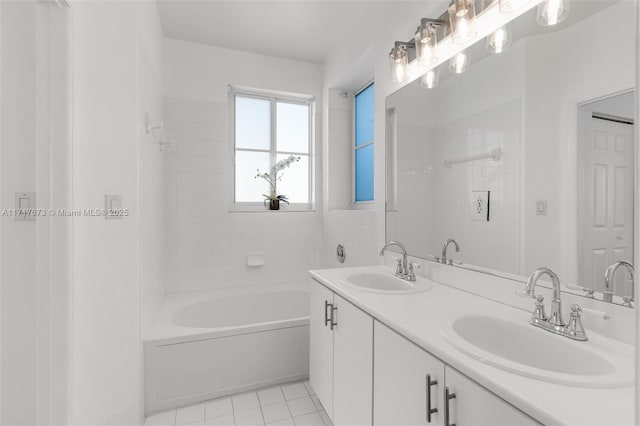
229 204 316 213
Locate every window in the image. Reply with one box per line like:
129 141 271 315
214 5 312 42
232 88 313 208
355 82 374 202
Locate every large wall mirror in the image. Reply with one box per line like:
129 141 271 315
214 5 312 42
386 0 636 306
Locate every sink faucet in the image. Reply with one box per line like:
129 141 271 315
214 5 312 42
380 241 410 280
441 238 460 265
524 267 587 341
604 260 634 307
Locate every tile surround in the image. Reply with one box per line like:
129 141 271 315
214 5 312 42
145 381 332 426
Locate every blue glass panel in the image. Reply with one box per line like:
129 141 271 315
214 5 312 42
355 84 374 147
355 144 374 202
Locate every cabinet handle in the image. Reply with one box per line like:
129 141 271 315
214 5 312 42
444 387 456 426
426 374 438 423
330 304 338 330
324 301 331 327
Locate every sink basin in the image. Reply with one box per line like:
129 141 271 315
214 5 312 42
340 272 430 294
440 313 633 388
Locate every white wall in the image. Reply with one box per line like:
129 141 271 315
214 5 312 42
1 3 38 424
71 1 164 424
162 39 323 293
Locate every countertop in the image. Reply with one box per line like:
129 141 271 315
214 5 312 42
310 265 636 426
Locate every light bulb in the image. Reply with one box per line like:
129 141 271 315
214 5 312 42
448 0 477 45
499 0 530 13
415 23 438 66
486 26 511 54
449 51 469 74
420 68 440 89
389 45 409 83
537 0 569 26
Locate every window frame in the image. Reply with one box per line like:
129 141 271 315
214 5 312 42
229 85 315 212
353 80 375 206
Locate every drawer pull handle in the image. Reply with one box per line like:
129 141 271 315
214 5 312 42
330 304 338 330
324 301 331 327
426 374 438 423
444 386 456 426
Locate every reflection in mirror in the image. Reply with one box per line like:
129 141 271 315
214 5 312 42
385 0 636 306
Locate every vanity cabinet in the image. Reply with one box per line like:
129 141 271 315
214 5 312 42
373 321 539 426
309 279 373 426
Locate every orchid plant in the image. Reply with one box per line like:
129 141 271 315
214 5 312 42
255 155 301 206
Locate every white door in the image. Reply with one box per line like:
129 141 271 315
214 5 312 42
309 280 334 417
373 321 445 426
332 294 373 426
579 114 634 294
444 367 540 426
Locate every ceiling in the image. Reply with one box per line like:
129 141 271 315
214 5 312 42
156 1 430 64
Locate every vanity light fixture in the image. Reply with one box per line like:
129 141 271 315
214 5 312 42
420 68 440 89
449 50 470 74
448 0 478 45
537 0 569 26
415 18 445 66
498 0 530 13
486 25 511 53
389 41 415 83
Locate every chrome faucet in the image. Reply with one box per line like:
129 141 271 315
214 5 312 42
380 241 414 281
440 238 460 265
604 260 634 307
524 267 587 341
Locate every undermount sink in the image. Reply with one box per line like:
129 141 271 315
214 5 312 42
340 272 430 294
440 313 633 388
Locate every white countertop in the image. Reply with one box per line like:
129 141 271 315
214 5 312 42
309 265 636 426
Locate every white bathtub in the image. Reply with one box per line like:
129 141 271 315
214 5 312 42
144 283 310 414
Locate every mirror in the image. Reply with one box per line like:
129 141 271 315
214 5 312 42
386 0 636 306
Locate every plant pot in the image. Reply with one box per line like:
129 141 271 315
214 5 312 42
269 199 280 210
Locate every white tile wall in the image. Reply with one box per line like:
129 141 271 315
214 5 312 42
144 381 332 426
163 97 323 292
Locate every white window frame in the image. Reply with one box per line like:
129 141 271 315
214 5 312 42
353 80 375 206
229 85 316 212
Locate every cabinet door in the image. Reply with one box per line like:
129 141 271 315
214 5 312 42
309 280 334 417
333 294 373 426
373 321 446 426
443 367 540 426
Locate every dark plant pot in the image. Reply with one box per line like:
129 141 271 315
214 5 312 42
269 199 280 210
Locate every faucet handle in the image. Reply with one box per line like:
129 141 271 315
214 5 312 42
565 304 588 341
531 294 548 322
407 262 420 281
393 258 405 278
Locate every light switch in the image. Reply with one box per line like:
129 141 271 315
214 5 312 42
536 201 547 216
470 191 490 222
14 192 35 221
105 194 123 219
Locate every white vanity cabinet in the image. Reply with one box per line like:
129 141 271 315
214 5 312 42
309 279 373 426
373 321 540 426
374 321 445 426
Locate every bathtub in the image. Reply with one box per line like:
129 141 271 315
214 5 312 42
144 283 310 414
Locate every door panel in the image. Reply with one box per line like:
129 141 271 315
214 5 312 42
309 280 334 417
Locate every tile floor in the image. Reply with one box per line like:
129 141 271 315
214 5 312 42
144 381 333 426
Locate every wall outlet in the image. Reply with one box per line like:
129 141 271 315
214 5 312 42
536 201 547 215
470 191 490 222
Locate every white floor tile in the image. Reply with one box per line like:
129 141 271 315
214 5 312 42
293 412 324 426
145 410 176 426
258 387 286 406
309 395 322 412
281 383 308 401
261 402 291 424
176 403 205 426
183 421 205 426
286 397 316 417
205 414 235 426
206 398 233 419
318 409 332 426
234 407 264 426
303 382 315 396
232 392 260 411
266 419 294 426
